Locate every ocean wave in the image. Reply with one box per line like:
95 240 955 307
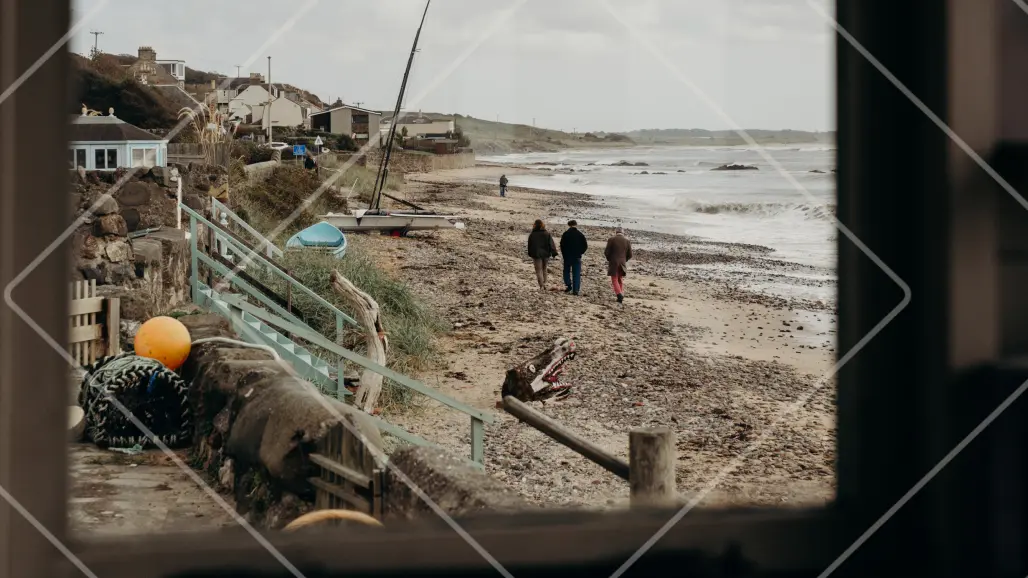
679 200 836 220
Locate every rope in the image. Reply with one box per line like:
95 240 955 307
79 353 192 450
283 509 383 531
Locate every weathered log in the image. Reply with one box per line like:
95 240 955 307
330 270 388 412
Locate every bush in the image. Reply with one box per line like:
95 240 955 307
255 244 446 412
231 140 275 164
234 165 325 233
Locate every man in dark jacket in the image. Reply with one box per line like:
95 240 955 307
499 174 508 197
559 220 588 295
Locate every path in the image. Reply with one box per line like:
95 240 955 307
68 444 235 536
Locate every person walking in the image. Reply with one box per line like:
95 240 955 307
604 226 632 304
499 174 509 197
527 219 558 290
559 219 588 295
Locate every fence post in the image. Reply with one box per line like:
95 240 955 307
106 297 121 356
335 312 344 399
470 417 484 466
629 426 676 508
189 214 198 303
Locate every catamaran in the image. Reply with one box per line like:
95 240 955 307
317 0 465 235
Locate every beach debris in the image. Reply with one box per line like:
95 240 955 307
501 337 577 403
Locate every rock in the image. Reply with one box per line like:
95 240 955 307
131 237 162 264
93 195 119 216
711 163 758 171
183 193 204 212
104 240 133 263
93 214 127 237
116 181 151 206
80 234 100 260
120 208 141 232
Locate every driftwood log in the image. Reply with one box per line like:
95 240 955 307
330 270 388 412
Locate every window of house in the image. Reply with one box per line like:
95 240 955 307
94 147 118 170
131 147 158 168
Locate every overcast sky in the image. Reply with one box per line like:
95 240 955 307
69 0 835 133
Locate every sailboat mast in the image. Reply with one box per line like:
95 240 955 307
371 0 431 211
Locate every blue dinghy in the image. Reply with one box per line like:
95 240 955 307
285 221 347 258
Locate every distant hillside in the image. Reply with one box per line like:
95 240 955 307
626 128 835 146
384 112 832 153
71 53 179 129
384 112 634 154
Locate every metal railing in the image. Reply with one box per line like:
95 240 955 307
211 198 283 259
183 202 493 463
184 203 353 395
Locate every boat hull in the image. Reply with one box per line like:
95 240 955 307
318 212 465 232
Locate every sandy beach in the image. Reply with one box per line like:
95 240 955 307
354 164 837 510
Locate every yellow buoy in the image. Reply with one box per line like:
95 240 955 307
133 316 192 370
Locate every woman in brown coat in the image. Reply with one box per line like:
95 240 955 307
603 226 632 303
527 219 558 290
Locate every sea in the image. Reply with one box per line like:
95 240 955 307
478 145 837 304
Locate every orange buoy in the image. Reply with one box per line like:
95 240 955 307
133 316 192 370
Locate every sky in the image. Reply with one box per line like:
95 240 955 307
69 0 835 133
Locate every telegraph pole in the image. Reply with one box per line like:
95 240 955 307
266 56 272 142
89 30 103 57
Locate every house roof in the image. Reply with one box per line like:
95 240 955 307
312 104 382 116
69 115 165 142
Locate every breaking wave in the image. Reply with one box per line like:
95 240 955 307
678 200 836 221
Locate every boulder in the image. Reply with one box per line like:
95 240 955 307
384 446 531 520
711 163 758 171
79 233 100 260
93 214 127 237
104 240 133 263
93 195 119 216
120 208 141 232
130 237 162 265
116 181 151 206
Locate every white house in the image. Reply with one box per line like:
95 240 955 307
228 84 305 128
380 115 455 139
69 110 168 171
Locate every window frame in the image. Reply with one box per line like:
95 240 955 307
2 0 1022 576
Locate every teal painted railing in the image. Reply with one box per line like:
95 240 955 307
211 198 283 259
184 203 353 396
183 203 493 464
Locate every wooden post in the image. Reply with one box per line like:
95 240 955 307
629 426 676 508
502 396 630 480
107 296 121 356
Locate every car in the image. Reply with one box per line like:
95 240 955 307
262 141 290 151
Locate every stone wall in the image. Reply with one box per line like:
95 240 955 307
364 149 476 174
70 165 221 329
177 314 531 528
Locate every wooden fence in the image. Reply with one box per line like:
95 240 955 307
68 280 120 367
308 416 385 519
167 142 232 166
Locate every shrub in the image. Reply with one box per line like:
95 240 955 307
255 243 446 412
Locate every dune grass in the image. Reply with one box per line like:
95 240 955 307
252 242 447 412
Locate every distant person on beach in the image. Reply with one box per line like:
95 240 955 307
499 174 508 197
559 220 588 295
604 226 632 304
527 219 558 290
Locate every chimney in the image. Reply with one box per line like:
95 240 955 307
211 79 216 89
138 46 156 61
